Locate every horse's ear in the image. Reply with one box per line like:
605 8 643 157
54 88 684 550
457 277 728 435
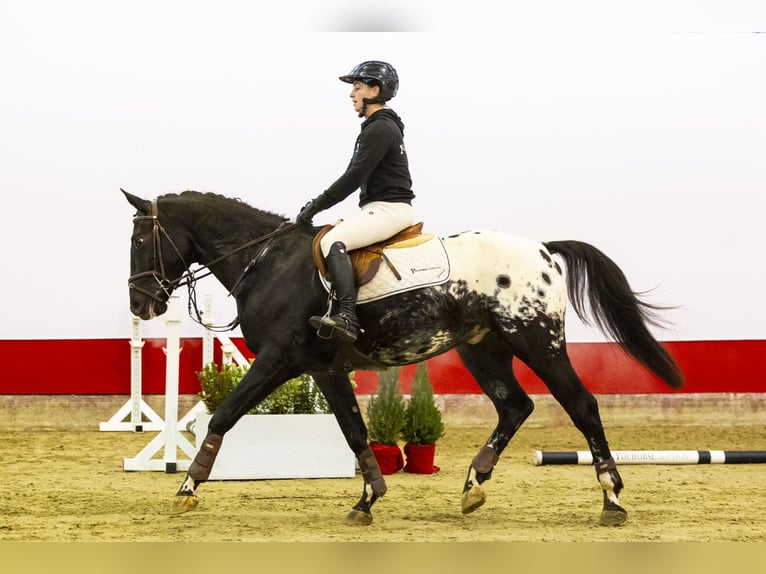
121 188 151 214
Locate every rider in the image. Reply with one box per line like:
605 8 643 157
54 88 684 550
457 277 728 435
295 61 415 343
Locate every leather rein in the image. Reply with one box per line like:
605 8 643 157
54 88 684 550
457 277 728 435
128 199 294 331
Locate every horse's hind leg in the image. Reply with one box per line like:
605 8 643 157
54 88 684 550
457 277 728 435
519 347 627 526
455 335 535 515
312 372 387 526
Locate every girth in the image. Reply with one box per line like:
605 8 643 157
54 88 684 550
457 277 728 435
312 222 432 286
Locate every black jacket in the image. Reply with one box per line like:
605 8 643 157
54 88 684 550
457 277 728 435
322 108 414 208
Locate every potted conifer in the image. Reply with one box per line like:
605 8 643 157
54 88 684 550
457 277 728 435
401 362 445 474
365 366 406 474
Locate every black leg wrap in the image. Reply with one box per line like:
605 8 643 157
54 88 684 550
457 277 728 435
358 447 387 497
188 433 223 481
596 456 624 498
594 456 617 476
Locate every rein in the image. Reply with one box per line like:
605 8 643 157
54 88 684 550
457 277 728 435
128 199 294 331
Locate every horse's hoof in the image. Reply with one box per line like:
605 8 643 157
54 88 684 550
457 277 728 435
599 508 628 527
169 495 199 515
345 509 373 526
461 485 486 514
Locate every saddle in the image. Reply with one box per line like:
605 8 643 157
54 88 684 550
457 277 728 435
312 222 433 286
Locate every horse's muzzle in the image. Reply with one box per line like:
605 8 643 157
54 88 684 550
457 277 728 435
129 289 167 320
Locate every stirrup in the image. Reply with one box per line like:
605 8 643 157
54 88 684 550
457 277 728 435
309 314 337 340
309 313 360 343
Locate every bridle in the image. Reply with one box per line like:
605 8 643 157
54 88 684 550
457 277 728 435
128 200 186 304
128 198 294 330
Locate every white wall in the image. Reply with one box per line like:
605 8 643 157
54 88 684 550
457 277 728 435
1 1 764 341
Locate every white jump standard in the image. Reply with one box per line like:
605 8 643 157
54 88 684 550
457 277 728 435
99 314 164 432
122 297 196 473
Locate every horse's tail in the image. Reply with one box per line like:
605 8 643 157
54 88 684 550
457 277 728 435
543 240 684 389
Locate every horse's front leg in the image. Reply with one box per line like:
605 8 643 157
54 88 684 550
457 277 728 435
170 358 297 515
312 372 387 525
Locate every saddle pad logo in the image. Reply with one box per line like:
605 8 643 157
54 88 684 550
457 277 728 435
320 237 451 303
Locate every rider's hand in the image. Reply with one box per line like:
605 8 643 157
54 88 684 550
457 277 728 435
296 199 320 225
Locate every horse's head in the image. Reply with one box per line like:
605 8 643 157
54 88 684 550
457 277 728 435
123 190 192 320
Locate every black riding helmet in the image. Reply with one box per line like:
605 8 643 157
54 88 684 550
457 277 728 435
339 61 399 105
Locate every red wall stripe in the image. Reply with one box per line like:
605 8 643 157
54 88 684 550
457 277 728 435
0 339 763 395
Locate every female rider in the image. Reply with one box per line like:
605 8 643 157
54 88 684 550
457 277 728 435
296 61 415 343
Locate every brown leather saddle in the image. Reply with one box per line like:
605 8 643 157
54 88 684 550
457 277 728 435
312 222 433 286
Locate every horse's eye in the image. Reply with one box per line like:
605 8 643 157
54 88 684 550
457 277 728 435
133 237 145 248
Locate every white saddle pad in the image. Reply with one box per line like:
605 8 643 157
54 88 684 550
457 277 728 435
319 236 452 304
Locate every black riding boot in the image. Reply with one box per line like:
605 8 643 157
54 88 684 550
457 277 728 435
310 241 361 343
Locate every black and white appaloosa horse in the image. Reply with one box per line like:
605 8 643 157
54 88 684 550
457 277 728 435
123 190 683 527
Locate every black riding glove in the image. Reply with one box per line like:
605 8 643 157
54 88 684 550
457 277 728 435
295 193 336 225
296 199 321 225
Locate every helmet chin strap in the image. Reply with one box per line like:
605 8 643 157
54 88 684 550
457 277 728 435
360 97 384 118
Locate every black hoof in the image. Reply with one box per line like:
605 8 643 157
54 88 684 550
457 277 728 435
600 504 628 526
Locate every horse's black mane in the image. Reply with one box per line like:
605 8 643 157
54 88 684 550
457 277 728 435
165 190 288 223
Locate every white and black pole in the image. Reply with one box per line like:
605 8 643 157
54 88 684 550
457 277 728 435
533 450 766 465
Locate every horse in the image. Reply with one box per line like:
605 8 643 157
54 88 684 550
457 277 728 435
123 189 683 527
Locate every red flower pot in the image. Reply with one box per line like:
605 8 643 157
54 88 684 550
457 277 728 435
369 443 404 474
403 442 440 474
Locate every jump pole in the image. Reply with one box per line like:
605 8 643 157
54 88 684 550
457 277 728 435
532 450 766 465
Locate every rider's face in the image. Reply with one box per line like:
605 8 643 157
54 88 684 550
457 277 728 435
349 81 380 115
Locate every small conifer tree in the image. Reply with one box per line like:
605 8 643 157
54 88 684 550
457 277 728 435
401 362 445 445
366 367 406 445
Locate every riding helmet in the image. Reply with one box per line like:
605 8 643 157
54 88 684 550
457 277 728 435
339 61 399 102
